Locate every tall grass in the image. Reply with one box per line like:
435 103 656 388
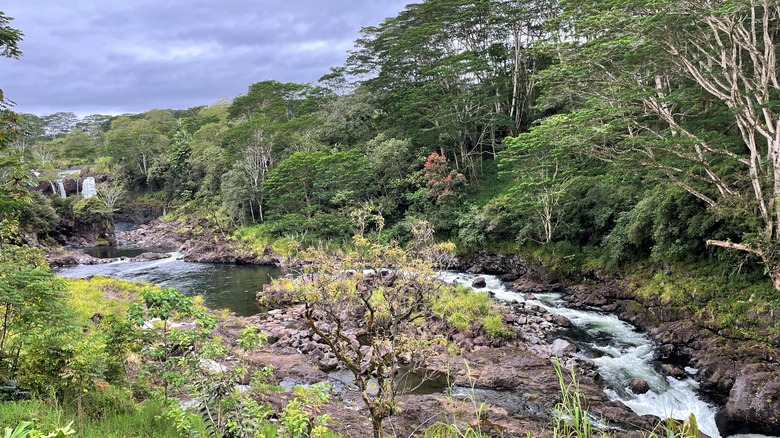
431 285 513 338
551 357 606 438
0 397 199 438
551 358 701 438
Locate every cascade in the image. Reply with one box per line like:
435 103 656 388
82 176 97 199
56 180 66 198
49 180 57 195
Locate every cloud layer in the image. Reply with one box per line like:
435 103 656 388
0 0 408 115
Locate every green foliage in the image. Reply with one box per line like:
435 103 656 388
3 420 74 438
64 277 145 319
0 111 35 219
128 287 215 402
281 384 332 438
72 197 109 221
284 237 454 438
603 185 730 267
630 265 780 342
18 192 59 239
0 239 70 394
0 397 196 438
431 285 512 339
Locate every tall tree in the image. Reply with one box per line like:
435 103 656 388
0 12 30 219
104 111 174 187
348 0 555 177
546 0 780 287
500 115 577 243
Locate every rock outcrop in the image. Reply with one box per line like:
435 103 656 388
117 218 280 264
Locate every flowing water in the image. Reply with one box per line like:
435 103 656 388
56 249 282 316
54 252 774 437
437 271 776 438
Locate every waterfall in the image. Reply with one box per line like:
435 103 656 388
49 180 57 195
82 176 97 199
56 180 66 198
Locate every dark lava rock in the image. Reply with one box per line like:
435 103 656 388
550 338 577 357
629 378 650 395
318 352 340 372
130 252 171 262
716 363 780 436
472 276 487 288
660 363 686 379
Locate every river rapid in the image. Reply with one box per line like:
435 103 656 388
438 271 776 438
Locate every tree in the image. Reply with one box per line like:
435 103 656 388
0 11 22 109
0 12 30 219
547 0 780 287
96 181 125 217
104 112 173 187
0 112 34 219
188 120 229 197
29 142 54 169
0 227 69 389
41 112 79 138
500 115 578 243
292 237 448 438
347 0 556 177
11 113 45 155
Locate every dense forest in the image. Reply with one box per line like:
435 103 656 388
2 1 780 437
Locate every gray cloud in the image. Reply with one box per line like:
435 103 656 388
0 0 408 116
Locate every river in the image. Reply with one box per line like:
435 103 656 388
56 249 282 316
438 271 776 438
56 251 774 437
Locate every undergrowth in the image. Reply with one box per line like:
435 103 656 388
431 284 513 339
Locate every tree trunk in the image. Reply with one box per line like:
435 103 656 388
372 417 383 438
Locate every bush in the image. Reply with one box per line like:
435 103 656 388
81 386 136 420
431 285 512 338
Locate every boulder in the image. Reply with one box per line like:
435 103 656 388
660 363 686 379
716 363 780 436
130 252 170 262
550 338 577 357
628 378 650 395
318 352 339 372
472 277 487 288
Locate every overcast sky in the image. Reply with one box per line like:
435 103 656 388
0 1 409 116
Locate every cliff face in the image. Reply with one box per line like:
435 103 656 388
55 197 116 247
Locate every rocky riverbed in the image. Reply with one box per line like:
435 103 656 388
50 219 778 436
219 296 660 437
563 281 780 436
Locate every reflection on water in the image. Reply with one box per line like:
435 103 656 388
81 246 173 259
56 251 282 316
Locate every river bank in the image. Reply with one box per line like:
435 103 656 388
49 219 780 436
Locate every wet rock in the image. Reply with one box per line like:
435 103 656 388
471 277 487 288
629 378 650 395
459 250 527 276
716 363 780 436
512 278 557 294
660 364 686 379
551 314 572 327
130 252 170 262
46 247 115 267
550 338 577 357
